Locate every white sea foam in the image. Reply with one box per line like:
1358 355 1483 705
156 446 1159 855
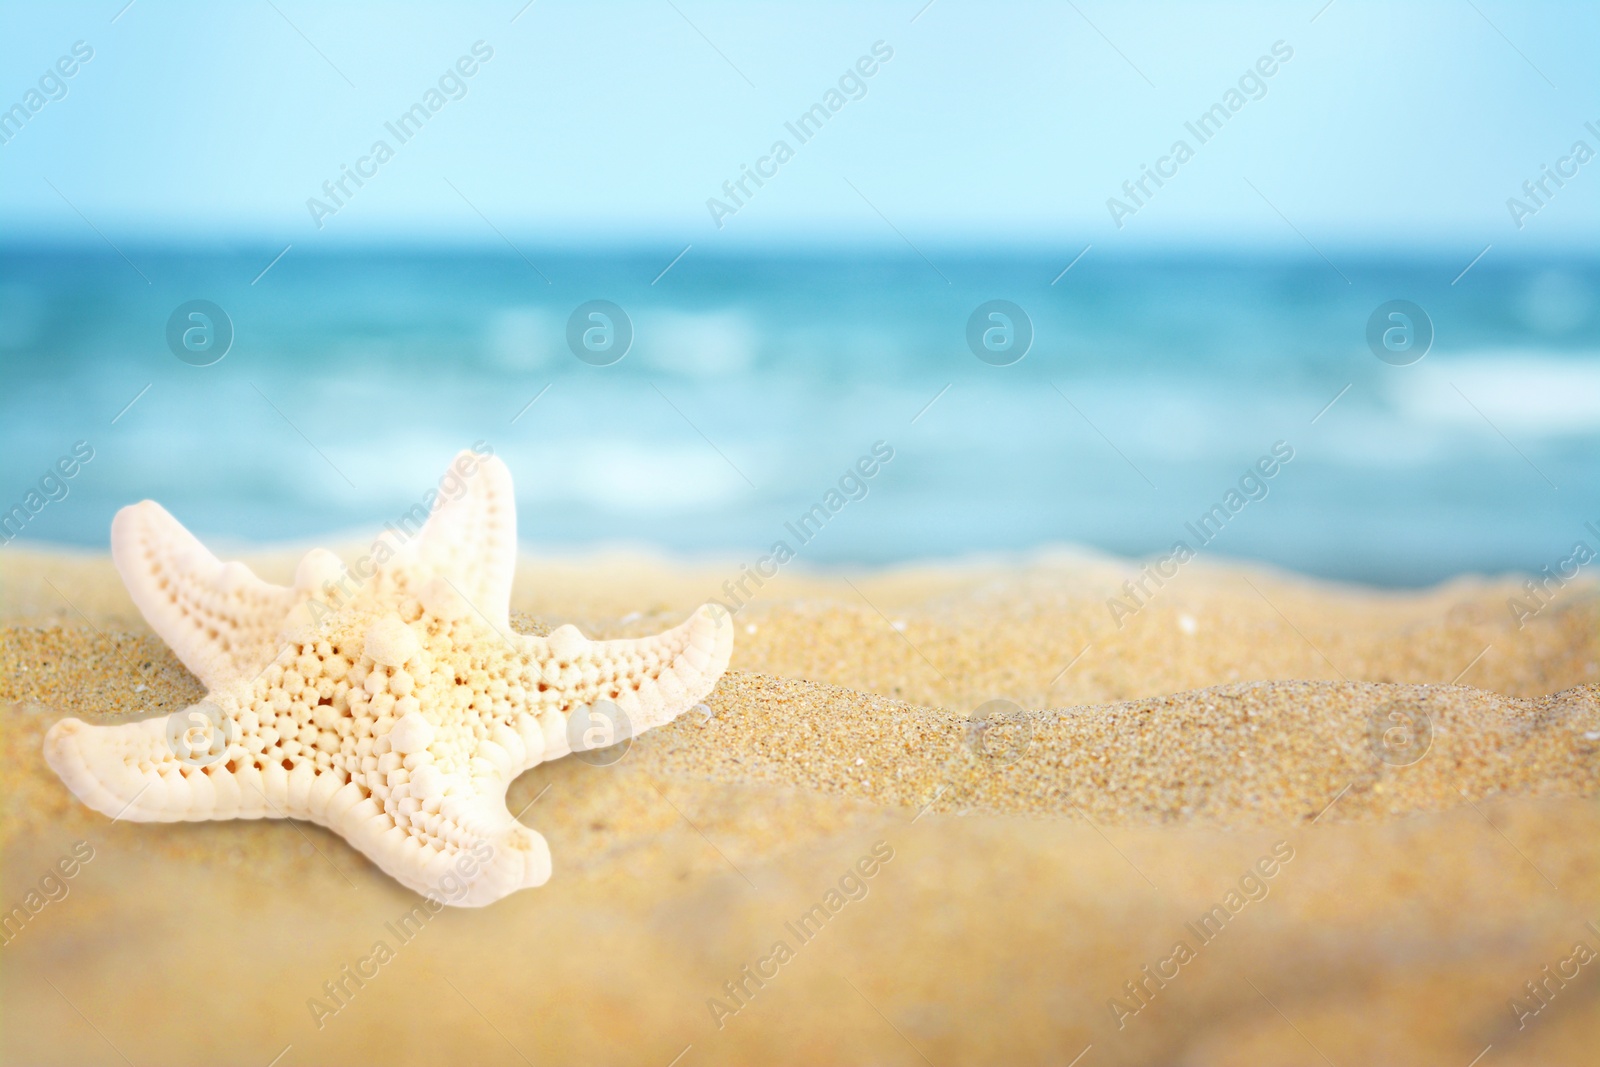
1389 352 1600 435
485 307 560 369
506 441 743 513
636 310 757 377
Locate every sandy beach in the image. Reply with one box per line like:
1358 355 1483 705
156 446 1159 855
6 2 1597 1063
2 544 1597 1066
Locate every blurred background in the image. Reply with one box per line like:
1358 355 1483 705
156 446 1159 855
2 0 1597 586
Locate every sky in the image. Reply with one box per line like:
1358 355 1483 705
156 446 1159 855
1 0 1597 250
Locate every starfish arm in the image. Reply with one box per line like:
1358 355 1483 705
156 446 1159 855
43 709 281 823
330 715 553 906
334 782 553 907
43 708 546 904
394 452 517 630
111 501 298 688
599 603 734 735
520 603 733 764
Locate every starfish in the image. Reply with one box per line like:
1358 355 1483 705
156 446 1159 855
44 450 733 907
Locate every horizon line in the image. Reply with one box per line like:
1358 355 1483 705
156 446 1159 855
2 236 1597 263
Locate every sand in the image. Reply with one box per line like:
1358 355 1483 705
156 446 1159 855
1 544 1597 1066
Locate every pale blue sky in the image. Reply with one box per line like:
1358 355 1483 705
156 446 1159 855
1 0 1597 249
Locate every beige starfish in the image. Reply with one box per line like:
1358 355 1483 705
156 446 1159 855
44 451 733 907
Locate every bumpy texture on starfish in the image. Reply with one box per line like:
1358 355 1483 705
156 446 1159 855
44 450 733 907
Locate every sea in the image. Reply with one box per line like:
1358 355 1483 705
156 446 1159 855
1 246 1596 587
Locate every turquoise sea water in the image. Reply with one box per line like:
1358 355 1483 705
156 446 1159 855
1 247 1596 586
